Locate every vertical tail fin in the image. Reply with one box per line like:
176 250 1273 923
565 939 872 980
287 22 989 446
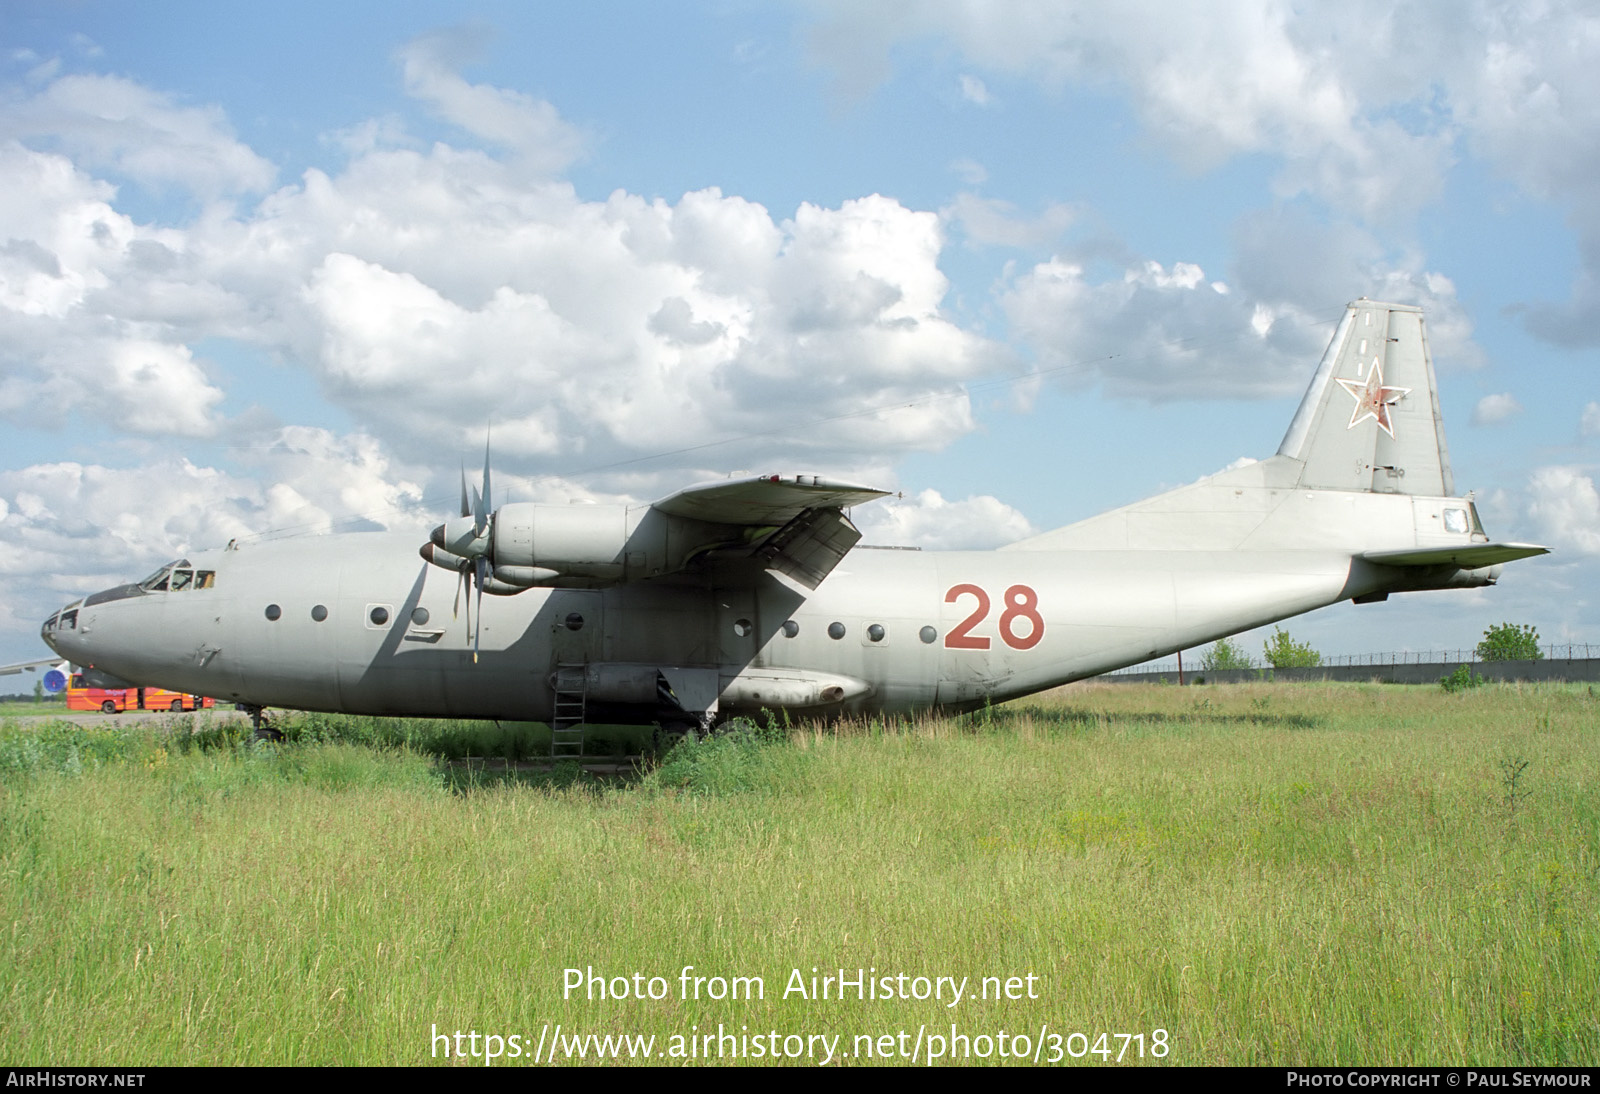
1277 299 1454 496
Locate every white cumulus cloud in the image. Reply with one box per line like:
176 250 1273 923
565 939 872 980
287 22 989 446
1581 402 1600 438
0 53 1011 488
857 488 1037 549
1471 392 1523 426
397 27 586 176
1002 257 1323 400
805 0 1600 342
958 74 992 105
0 73 275 195
1525 465 1600 556
942 192 1077 249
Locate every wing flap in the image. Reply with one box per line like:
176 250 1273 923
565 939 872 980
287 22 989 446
1361 542 1550 568
757 508 864 589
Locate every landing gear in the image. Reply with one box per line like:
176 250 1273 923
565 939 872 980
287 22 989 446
651 669 719 750
244 704 283 742
652 719 690 754
652 709 717 752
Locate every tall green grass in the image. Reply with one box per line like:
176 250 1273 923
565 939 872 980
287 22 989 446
0 683 1595 1065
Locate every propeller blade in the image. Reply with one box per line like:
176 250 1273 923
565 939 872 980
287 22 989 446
473 433 491 537
459 464 470 519
481 430 492 514
472 556 489 663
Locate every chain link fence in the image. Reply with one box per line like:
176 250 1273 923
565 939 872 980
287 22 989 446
1107 643 1600 676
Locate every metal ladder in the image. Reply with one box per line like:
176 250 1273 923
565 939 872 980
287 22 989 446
549 664 588 759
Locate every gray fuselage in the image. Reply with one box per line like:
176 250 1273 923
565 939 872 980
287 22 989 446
41 461 1494 723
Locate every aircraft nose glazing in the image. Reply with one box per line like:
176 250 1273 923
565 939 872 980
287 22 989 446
40 602 80 656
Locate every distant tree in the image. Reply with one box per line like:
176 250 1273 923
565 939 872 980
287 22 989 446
1476 623 1543 662
1262 627 1322 669
1201 637 1253 671
33 681 43 703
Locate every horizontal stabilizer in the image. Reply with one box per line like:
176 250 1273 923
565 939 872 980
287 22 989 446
1361 542 1550 568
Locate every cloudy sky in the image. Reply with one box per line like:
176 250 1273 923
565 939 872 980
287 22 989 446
2 0 1598 670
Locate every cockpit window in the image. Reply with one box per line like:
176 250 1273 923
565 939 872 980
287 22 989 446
196 570 215 589
138 559 194 593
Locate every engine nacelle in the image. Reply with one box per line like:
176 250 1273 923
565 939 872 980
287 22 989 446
425 500 748 589
491 503 652 584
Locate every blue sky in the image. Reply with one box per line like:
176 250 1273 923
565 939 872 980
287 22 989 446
2 0 1598 670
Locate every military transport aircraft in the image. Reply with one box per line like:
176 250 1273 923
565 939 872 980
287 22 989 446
31 299 1547 748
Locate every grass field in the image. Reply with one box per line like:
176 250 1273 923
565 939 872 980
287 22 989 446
1 682 1595 1066
0 699 65 718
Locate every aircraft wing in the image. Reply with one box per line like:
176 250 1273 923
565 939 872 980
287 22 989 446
653 475 890 525
0 656 66 677
423 472 892 594
1361 543 1550 568
655 475 892 589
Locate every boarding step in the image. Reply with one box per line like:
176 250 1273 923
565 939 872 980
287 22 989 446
549 663 588 759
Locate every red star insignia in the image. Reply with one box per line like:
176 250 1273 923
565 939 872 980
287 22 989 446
1336 358 1410 438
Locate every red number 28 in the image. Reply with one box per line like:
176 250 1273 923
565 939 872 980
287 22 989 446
944 584 1044 651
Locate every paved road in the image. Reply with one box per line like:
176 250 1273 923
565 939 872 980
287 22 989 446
2 707 250 729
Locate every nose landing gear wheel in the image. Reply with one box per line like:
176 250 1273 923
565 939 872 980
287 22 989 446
244 704 284 742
